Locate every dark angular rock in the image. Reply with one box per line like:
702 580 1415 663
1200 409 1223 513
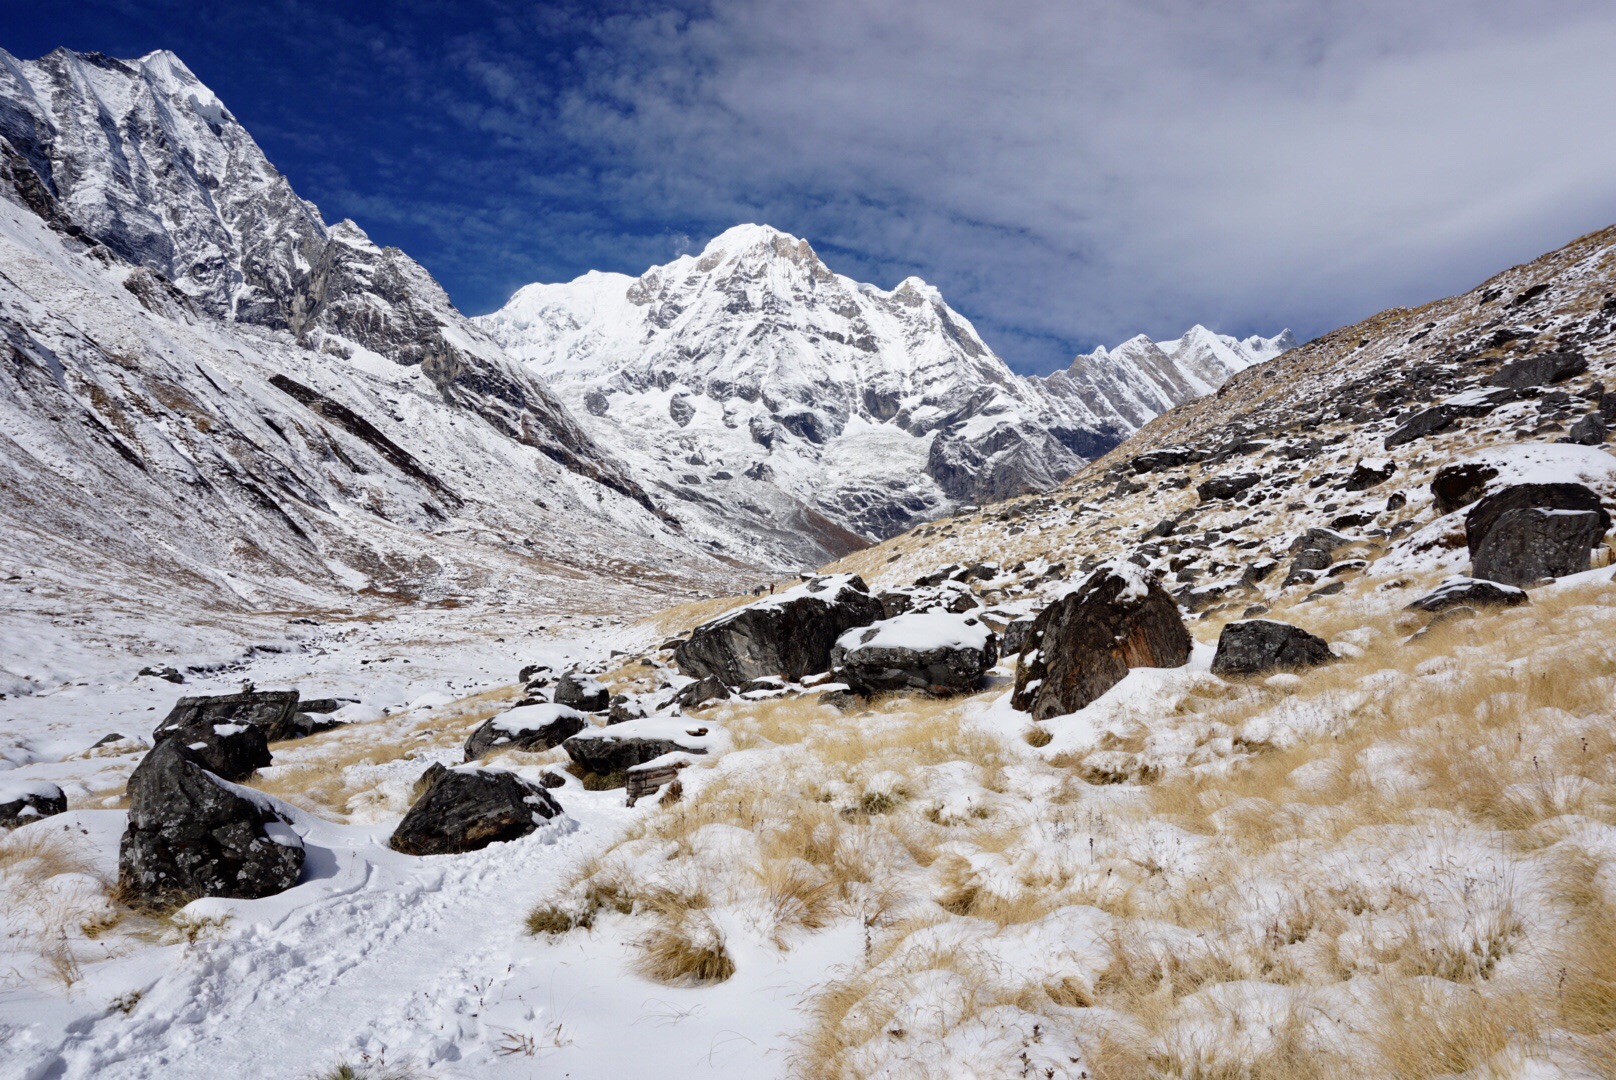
1001 615 1037 656
1485 351 1587 392
670 676 731 710
1431 461 1501 515
1011 564 1191 720
389 765 562 856
1302 581 1346 601
1471 505 1607 586
1344 459 1397 491
464 704 587 761
518 663 555 686
830 613 998 695
876 590 915 618
607 695 651 725
1197 473 1261 501
138 665 185 684
674 574 884 684
117 741 304 909
1129 448 1200 475
1210 620 1336 678
1567 413 1607 446
554 671 611 713
1405 578 1529 614
1385 391 1513 449
0 779 66 828
157 689 301 741
562 731 707 779
1145 519 1177 539
151 693 282 782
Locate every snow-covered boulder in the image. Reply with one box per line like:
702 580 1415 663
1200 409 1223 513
464 703 587 761
1433 443 1616 515
1405 577 1530 614
1011 561 1191 720
117 741 304 909
669 677 731 710
389 764 563 856
830 611 998 695
1210 620 1335 678
562 715 713 781
0 777 66 828
151 692 280 781
673 574 884 685
554 671 610 713
1466 484 1610 586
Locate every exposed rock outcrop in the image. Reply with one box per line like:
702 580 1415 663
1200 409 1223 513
1210 620 1335 678
830 612 998 695
464 704 587 761
674 574 884 684
1012 563 1191 720
117 741 304 908
389 765 563 856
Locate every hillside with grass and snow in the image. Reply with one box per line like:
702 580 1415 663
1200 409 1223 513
5 44 1616 1080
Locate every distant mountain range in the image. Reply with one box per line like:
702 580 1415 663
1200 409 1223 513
0 46 1291 592
479 225 1291 563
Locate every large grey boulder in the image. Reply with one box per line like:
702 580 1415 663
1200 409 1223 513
830 612 998 695
562 717 711 781
1012 563 1191 720
1197 473 1261 501
674 574 883 684
0 778 67 828
117 741 304 909
1211 620 1335 678
151 692 283 781
464 703 587 761
1466 484 1610 586
389 765 562 856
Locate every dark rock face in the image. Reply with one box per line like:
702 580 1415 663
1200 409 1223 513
0 781 66 827
464 704 587 761
554 672 611 713
1485 351 1587 391
830 615 998 696
389 766 562 856
1345 459 1397 491
1432 461 1501 515
1466 484 1610 585
1567 413 1607 445
670 677 731 709
117 741 304 909
151 693 281 782
1130 448 1201 475
1197 473 1261 501
1405 578 1529 614
674 575 884 684
1001 616 1037 656
563 732 707 778
1011 565 1191 720
1210 620 1335 678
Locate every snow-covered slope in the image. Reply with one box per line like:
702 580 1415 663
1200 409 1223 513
0 47 653 512
0 49 751 688
480 226 1287 566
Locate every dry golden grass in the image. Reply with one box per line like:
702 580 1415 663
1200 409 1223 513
631 890 735 985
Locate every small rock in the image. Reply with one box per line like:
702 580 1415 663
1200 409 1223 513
669 677 731 710
1211 620 1336 678
0 779 67 828
138 665 185 684
1566 413 1607 446
1344 458 1396 491
830 612 998 695
1197 473 1261 501
464 703 587 760
1405 577 1530 613
554 671 611 713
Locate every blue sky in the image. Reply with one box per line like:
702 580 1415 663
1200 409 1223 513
7 1 1616 373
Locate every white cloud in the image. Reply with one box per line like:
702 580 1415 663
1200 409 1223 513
494 0 1616 371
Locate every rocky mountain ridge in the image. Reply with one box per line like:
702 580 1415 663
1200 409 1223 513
479 224 1289 565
